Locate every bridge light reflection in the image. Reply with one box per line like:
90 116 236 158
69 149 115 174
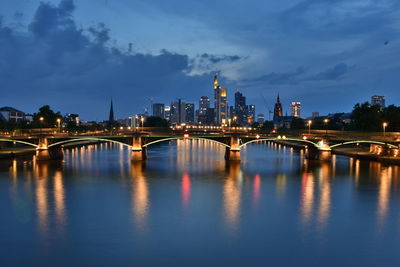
131 162 149 233
224 163 241 232
181 173 191 210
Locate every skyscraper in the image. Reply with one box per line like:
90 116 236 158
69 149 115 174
185 103 195 124
109 99 115 122
257 113 265 124
234 91 246 125
273 94 283 121
199 96 210 116
213 74 228 125
371 95 386 108
246 104 256 124
291 102 301 117
171 99 186 124
152 103 165 118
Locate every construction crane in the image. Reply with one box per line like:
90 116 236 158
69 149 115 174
261 93 273 121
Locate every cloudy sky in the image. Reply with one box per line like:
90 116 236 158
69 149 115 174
1 0 399 120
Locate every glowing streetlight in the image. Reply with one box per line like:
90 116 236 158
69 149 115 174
39 116 44 134
383 122 388 137
323 118 329 135
307 120 312 135
141 117 144 132
228 118 231 128
56 118 61 131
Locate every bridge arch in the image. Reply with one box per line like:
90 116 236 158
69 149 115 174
239 138 320 149
47 137 133 149
330 140 398 149
143 137 230 148
0 138 38 148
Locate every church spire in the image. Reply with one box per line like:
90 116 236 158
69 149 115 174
109 99 115 122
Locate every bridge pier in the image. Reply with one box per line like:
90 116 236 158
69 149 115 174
35 137 64 161
131 135 146 161
305 147 332 161
225 135 241 161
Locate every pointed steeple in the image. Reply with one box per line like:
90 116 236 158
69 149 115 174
109 99 115 122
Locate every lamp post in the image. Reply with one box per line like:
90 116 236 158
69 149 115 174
228 118 231 128
323 118 329 136
308 120 312 135
141 117 144 132
383 122 388 137
39 116 44 134
57 118 61 132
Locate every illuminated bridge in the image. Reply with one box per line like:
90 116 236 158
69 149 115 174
0 133 399 162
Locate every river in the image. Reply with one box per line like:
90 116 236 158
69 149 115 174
1 140 400 266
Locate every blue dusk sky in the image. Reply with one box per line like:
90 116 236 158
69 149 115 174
0 0 399 121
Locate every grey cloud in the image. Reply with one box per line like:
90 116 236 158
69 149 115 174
308 63 348 81
249 67 306 85
0 0 217 119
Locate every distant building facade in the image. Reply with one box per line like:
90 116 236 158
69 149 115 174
257 113 265 124
234 91 247 125
185 103 195 124
0 107 25 122
171 99 186 125
371 95 385 108
291 102 301 117
152 103 165 118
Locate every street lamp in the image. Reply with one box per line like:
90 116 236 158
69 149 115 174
228 118 231 128
307 120 312 135
383 122 388 137
141 117 144 132
323 118 329 135
57 118 61 132
39 116 44 134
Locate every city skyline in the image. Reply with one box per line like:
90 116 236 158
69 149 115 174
0 0 399 120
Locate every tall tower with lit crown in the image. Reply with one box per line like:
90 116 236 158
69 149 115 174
213 73 228 125
273 94 283 121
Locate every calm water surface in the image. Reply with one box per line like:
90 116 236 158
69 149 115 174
1 140 400 266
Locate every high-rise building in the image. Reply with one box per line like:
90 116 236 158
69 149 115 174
185 103 195 124
199 96 210 116
312 112 320 118
213 74 228 125
234 91 246 125
152 103 165 118
257 113 265 124
198 96 210 125
291 102 301 117
273 94 283 121
246 104 256 124
164 106 171 121
371 95 386 108
109 99 115 122
171 99 186 124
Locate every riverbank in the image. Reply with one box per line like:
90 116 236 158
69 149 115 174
332 147 400 165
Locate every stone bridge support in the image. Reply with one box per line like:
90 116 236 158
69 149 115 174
370 144 399 157
225 135 241 161
131 135 147 161
35 137 64 161
305 147 331 161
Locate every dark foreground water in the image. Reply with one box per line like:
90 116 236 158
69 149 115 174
1 140 400 266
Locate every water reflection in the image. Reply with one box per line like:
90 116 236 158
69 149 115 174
181 173 191 210
54 170 66 233
223 162 242 232
131 162 149 233
253 174 261 209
